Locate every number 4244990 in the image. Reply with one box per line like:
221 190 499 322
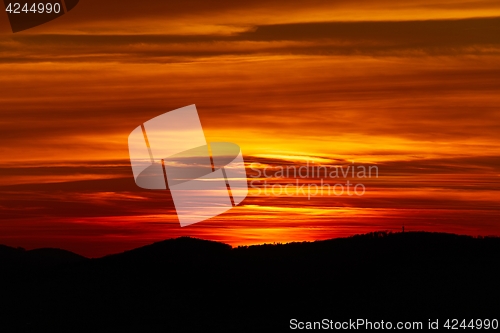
444 319 498 330
5 3 61 14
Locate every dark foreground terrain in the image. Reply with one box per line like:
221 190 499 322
1 231 499 332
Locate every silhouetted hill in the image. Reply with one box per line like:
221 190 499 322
1 231 499 332
100 236 232 265
0 244 21 258
0 245 87 271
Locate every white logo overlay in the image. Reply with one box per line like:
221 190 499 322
128 105 248 227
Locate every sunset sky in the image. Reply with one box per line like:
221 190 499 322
0 0 499 257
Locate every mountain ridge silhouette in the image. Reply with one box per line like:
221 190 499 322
3 231 499 262
1 231 499 331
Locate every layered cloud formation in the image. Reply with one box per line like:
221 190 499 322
0 0 499 256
